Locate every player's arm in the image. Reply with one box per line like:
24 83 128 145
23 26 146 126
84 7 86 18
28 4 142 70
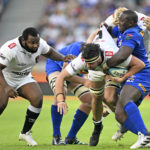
108 56 145 83
55 68 71 115
0 64 18 98
86 29 99 43
144 17 150 31
106 45 132 68
43 47 75 62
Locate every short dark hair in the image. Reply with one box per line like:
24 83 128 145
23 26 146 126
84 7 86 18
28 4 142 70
22 27 39 40
122 10 138 24
81 43 102 60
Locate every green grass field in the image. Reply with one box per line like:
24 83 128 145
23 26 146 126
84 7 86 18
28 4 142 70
0 96 150 150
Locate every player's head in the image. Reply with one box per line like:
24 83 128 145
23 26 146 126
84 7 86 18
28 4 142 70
21 27 40 53
81 43 103 70
118 10 138 32
113 7 128 26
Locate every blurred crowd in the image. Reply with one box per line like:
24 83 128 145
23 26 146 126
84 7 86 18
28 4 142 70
0 0 9 18
37 0 150 50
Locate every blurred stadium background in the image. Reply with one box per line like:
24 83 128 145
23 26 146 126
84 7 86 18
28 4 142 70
0 0 150 95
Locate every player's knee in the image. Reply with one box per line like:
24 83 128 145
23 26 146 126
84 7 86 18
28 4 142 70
104 94 117 106
30 93 43 108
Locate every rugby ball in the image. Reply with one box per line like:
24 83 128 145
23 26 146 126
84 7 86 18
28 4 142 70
108 67 128 77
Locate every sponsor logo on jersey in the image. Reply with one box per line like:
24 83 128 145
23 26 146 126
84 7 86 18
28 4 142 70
138 83 146 93
17 63 27 66
125 34 133 40
8 43 16 49
12 70 30 76
105 51 113 56
81 57 85 62
140 17 145 21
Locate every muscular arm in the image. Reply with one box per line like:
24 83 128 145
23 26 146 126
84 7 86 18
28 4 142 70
0 64 9 87
0 64 18 98
42 47 65 61
108 56 145 83
86 29 99 43
55 69 71 102
107 46 132 67
123 56 145 80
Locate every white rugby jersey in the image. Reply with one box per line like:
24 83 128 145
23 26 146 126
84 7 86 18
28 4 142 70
66 26 131 76
105 12 150 57
0 37 50 78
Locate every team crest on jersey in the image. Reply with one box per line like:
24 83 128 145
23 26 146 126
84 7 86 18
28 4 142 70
105 51 113 56
8 43 16 49
125 34 133 40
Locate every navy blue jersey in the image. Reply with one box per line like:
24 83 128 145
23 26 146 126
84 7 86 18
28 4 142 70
46 41 84 76
112 25 150 69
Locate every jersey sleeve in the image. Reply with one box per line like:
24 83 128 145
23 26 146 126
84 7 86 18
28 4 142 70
0 43 15 66
105 15 114 27
121 32 140 51
40 38 51 54
65 53 86 76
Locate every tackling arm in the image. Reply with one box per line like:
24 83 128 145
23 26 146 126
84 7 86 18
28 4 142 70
107 46 132 68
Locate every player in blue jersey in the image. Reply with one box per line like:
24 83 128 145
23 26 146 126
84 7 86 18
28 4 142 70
46 41 92 145
104 10 150 149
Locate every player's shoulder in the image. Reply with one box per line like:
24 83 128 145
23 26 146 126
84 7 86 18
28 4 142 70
1 38 19 53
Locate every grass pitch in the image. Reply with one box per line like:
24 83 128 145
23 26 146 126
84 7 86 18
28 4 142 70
0 96 150 150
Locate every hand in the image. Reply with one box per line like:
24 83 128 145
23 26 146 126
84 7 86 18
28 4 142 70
107 75 125 83
57 102 68 115
64 55 76 62
62 62 69 69
102 110 110 117
4 85 18 98
144 17 150 31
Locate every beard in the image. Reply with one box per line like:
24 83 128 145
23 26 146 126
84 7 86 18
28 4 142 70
24 43 38 54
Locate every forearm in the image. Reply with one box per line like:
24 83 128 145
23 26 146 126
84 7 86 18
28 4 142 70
67 75 87 85
44 48 65 61
107 46 132 67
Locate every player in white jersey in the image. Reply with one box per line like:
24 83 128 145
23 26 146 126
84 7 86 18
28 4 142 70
105 7 150 61
0 27 72 146
54 26 145 146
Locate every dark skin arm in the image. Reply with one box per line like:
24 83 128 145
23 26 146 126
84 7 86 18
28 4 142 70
107 46 132 67
0 64 18 98
43 47 75 62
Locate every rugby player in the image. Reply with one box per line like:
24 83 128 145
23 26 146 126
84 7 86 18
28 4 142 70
0 27 72 146
46 41 91 145
54 26 145 146
104 10 150 149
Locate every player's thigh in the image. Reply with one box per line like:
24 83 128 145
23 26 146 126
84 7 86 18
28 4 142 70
104 86 118 105
18 82 43 107
69 82 91 104
120 84 141 106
